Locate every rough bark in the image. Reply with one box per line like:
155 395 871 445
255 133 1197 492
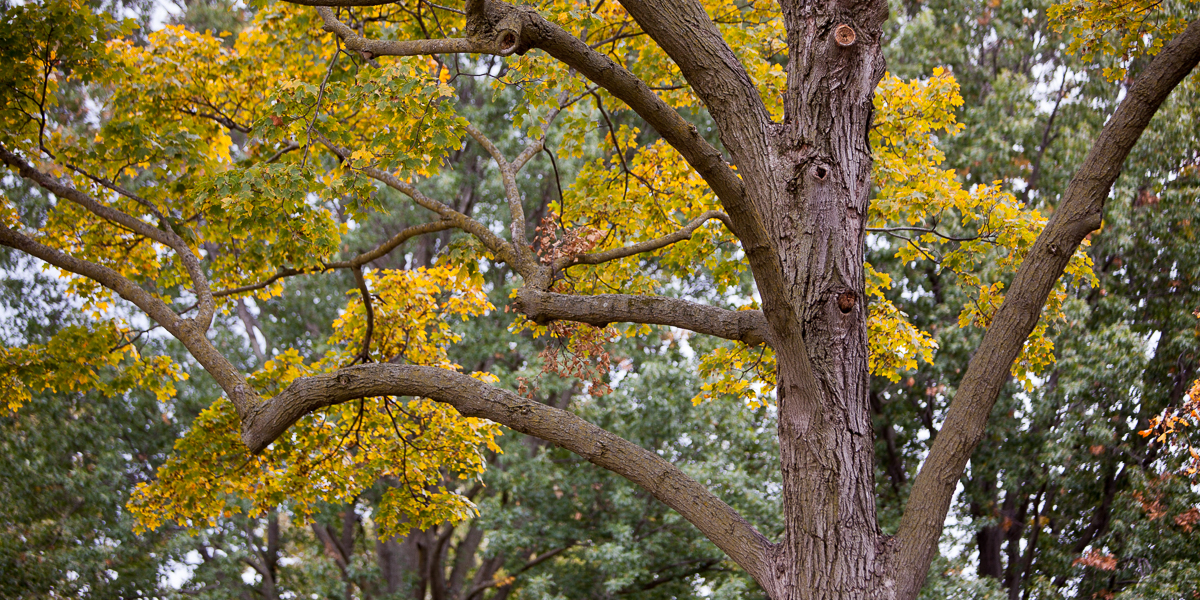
513 289 771 347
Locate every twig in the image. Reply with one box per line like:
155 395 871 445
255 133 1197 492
304 38 341 167
266 140 301 164
351 266 375 365
590 91 631 203
866 225 986 243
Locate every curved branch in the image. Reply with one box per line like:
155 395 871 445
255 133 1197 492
283 0 399 5
615 0 770 148
316 136 524 272
461 120 535 268
213 268 304 299
326 219 457 269
890 18 1200 598
0 146 216 330
511 101 564 173
0 224 179 332
552 210 733 270
0 222 258 417
867 225 985 243
60 161 167 222
239 363 775 589
513 6 761 237
309 2 785 306
351 266 375 364
512 289 770 347
601 0 779 242
511 2 797 357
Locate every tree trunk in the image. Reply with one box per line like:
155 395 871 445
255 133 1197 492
764 3 891 598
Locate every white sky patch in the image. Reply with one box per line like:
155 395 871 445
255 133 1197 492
161 549 201 589
1145 330 1162 361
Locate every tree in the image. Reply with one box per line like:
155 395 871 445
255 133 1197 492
1 0 1198 598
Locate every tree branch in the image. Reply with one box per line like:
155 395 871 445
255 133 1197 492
316 136 527 273
309 2 787 307
326 219 457 269
0 222 258 417
59 161 167 222
512 288 770 347
463 541 576 598
283 0 400 7
351 266 375 364
615 0 770 150
600 0 790 304
213 268 304 299
867 225 986 243
210 220 458 300
461 119 536 269
510 4 788 304
316 6 520 58
552 210 733 271
239 363 776 590
890 18 1200 598
0 146 217 330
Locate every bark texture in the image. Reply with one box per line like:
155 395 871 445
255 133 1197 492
513 289 771 346
766 1 892 597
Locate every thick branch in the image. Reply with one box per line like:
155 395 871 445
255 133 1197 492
0 223 258 417
512 5 785 294
512 288 770 347
240 363 775 589
0 146 216 330
1 153 173 246
311 2 786 302
599 2 799 320
552 210 732 271
891 18 1200 598
615 0 770 157
0 224 179 332
317 6 519 57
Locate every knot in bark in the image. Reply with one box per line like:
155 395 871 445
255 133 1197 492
837 291 857 313
834 24 857 47
465 2 534 56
